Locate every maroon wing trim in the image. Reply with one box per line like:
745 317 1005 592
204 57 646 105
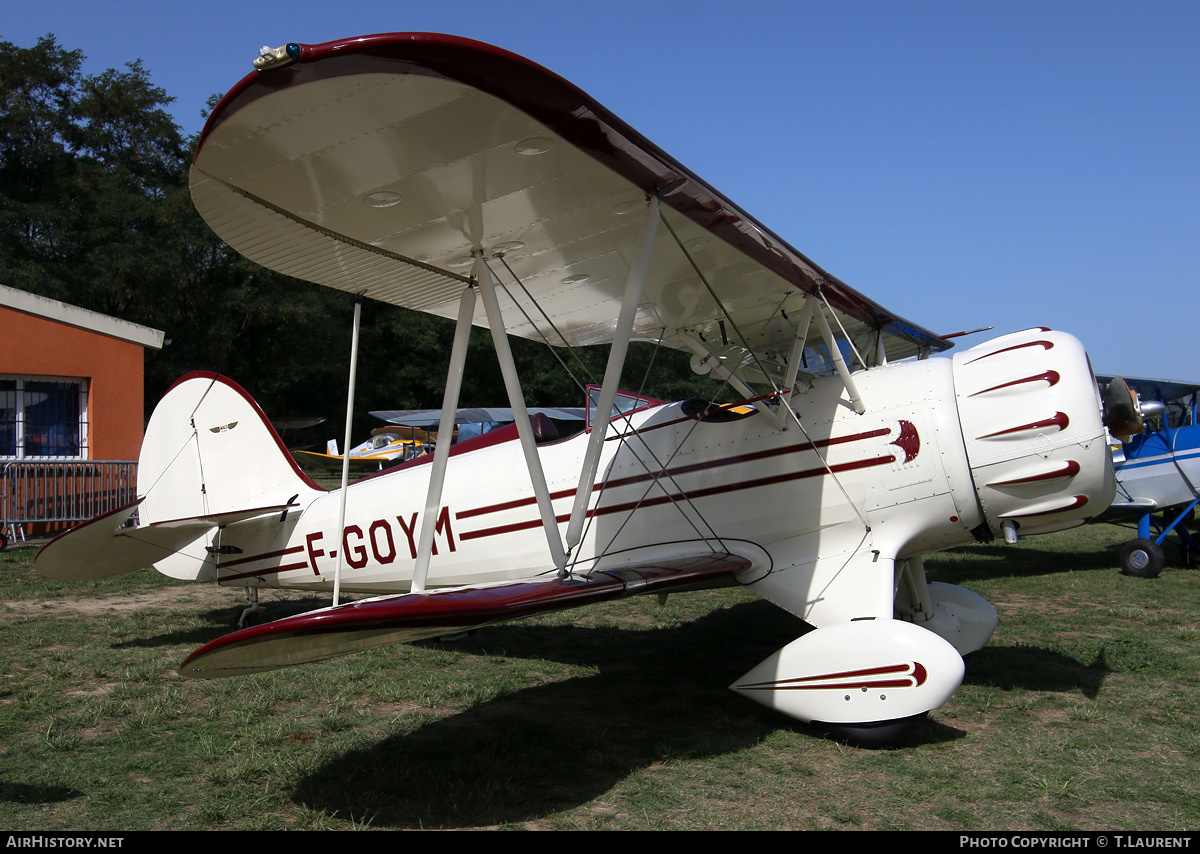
179 552 749 678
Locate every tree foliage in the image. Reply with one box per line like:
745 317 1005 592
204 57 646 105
0 36 714 449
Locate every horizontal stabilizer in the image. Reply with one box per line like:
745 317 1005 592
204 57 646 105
149 503 299 530
180 552 749 678
36 501 207 581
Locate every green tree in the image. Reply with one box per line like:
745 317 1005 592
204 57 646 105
0 36 186 311
0 35 720 454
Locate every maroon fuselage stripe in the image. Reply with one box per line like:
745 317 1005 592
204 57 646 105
218 561 310 582
459 454 896 542
211 424 913 572
455 426 893 522
218 546 305 568
215 546 307 581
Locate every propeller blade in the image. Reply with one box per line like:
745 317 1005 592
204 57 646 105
1102 376 1144 438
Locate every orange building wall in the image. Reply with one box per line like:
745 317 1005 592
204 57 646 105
0 304 146 460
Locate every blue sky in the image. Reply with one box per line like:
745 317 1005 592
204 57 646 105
4 1 1197 380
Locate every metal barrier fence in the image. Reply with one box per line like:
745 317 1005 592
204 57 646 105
1 460 137 544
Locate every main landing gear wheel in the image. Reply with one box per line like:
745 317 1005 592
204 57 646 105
0 531 7 551
1120 538 1165 578
821 712 928 748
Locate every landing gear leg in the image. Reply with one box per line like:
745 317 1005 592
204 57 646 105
237 587 264 628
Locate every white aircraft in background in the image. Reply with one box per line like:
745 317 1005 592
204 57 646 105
294 406 586 470
37 33 1124 745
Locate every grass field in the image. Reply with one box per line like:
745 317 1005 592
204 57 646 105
1 522 1197 830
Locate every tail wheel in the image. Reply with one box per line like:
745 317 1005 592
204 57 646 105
1120 538 1165 578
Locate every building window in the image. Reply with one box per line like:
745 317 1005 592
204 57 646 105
0 377 89 459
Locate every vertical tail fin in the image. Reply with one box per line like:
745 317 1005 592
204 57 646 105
138 372 322 526
38 373 322 581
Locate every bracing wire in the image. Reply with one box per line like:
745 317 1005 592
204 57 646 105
482 257 727 568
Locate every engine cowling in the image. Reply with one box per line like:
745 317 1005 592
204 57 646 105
951 328 1115 540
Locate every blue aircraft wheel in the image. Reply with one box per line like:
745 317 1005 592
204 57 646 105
1120 538 1165 578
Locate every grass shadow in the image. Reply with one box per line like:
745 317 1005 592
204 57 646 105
113 595 335 649
927 543 1127 584
291 599 815 827
964 645 1109 698
0 781 83 805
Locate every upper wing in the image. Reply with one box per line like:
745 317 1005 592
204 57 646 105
191 33 950 393
179 552 748 677
1095 375 1200 405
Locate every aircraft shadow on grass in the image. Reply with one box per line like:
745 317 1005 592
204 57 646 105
112 595 339 650
277 600 1107 828
286 600 807 827
125 591 1109 706
103 570 1115 827
962 645 1108 699
924 542 1128 584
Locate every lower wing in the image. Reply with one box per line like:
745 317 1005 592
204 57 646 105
179 552 750 677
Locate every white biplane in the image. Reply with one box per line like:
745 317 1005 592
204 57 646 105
37 33 1124 745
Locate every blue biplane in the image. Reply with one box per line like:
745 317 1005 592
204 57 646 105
1098 376 1200 577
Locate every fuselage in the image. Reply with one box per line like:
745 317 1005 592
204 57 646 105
168 329 1113 632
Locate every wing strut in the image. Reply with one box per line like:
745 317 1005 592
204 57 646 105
812 295 866 415
476 255 569 575
564 197 660 558
332 299 362 606
779 297 818 430
412 283 477 593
